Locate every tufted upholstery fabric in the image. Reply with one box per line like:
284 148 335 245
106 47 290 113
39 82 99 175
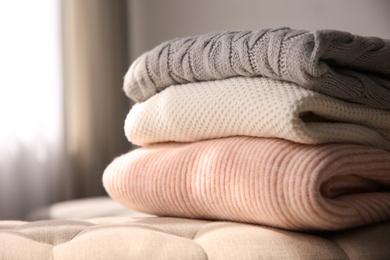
1 217 389 259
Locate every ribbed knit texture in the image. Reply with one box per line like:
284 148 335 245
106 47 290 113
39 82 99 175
125 77 390 149
103 136 390 231
124 28 390 109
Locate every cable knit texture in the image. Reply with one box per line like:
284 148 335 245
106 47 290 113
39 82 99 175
124 28 390 109
124 77 390 149
103 136 390 231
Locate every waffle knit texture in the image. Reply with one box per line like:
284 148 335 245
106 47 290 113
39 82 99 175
103 136 390 231
124 77 390 150
124 28 390 109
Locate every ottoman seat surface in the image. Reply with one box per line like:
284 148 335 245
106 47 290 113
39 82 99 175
1 217 389 259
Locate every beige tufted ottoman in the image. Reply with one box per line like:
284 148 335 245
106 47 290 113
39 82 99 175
1 217 390 260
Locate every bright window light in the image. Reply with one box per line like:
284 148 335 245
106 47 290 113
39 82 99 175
0 0 63 163
0 0 63 219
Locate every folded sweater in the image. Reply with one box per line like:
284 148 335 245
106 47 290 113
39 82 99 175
103 136 390 231
124 28 390 109
125 77 390 150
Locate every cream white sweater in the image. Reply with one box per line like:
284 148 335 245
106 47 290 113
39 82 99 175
124 77 390 149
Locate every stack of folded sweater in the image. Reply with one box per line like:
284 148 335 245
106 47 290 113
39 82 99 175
103 27 390 231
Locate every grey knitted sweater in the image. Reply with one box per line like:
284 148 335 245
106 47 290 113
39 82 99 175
124 27 390 109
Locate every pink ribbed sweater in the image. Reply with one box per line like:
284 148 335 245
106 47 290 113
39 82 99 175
103 137 390 231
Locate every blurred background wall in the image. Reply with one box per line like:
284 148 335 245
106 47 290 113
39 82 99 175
62 0 132 199
0 0 389 220
128 0 390 59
